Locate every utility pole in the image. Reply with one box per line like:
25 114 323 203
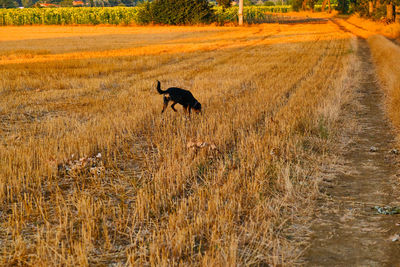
239 0 243 26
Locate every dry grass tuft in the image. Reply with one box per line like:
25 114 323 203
0 23 353 265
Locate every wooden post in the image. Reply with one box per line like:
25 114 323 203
238 0 243 26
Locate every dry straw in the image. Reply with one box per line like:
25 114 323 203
0 23 354 265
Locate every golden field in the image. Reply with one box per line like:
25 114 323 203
347 15 400 39
0 23 356 265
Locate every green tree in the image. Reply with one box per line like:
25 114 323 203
137 0 214 25
0 0 18 7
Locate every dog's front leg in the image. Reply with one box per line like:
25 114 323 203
184 106 191 120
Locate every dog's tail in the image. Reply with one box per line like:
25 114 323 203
156 80 166 94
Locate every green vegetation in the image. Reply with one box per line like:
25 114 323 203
214 5 290 24
0 0 18 8
264 1 275 6
290 0 399 21
137 0 214 25
353 0 400 20
0 5 291 25
0 7 141 24
290 0 337 12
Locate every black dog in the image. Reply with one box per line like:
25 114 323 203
156 80 201 115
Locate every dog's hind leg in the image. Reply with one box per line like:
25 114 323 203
171 102 178 112
162 96 170 113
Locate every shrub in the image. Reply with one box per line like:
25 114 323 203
136 0 215 25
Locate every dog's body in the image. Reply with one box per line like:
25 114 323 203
156 80 201 115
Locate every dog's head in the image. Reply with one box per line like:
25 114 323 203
193 101 202 114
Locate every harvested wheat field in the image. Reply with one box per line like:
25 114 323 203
1 21 399 266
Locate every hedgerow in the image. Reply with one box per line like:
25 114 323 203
0 6 292 26
0 7 141 25
214 6 291 24
136 0 214 25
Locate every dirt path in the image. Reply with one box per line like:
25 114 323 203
304 38 400 266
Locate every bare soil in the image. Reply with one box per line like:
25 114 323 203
304 38 400 266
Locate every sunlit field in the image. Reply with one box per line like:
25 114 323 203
0 23 355 265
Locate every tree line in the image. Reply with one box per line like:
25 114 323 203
292 0 399 21
1 0 399 24
0 0 283 9
0 0 144 8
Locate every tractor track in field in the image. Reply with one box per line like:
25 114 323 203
304 35 400 266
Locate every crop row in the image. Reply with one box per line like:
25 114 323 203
0 7 141 25
0 6 292 26
215 6 291 24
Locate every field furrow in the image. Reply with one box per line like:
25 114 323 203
0 23 353 266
